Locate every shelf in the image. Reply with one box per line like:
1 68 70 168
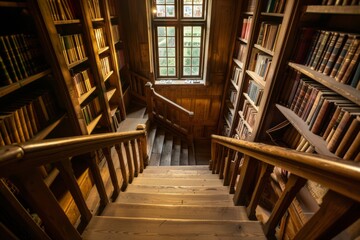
288 62 360 106
54 19 81 25
32 114 67 141
238 111 253 132
92 18 104 22
254 44 274 56
110 105 118 117
233 58 243 69
86 114 102 134
243 93 259 112
276 104 339 158
0 1 27 7
230 78 240 91
246 70 266 88
99 46 110 55
78 86 96 105
0 69 52 97
239 37 248 44
261 12 284 17
67 57 88 69
305 5 360 15
103 70 114 82
106 87 117 101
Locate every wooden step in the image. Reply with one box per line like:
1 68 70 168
171 138 181 166
180 141 189 165
138 172 219 179
132 177 224 187
102 203 249 220
115 192 235 206
160 134 173 166
188 144 196 165
83 217 266 240
142 169 213 176
125 184 230 195
145 165 209 170
149 129 165 166
147 125 157 158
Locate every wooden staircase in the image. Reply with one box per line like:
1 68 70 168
82 166 265 239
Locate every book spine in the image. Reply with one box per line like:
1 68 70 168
327 111 352 152
350 61 360 87
322 105 341 139
335 117 360 157
306 31 325 67
335 38 360 82
318 32 339 72
341 41 360 83
330 36 353 78
343 129 360 160
323 34 346 75
311 31 332 70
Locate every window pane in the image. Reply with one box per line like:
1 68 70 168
167 27 175 36
194 5 202 17
156 5 166 17
192 37 201 47
184 0 192 3
192 58 200 66
192 67 199 75
158 27 166 36
160 67 167 76
184 27 192 36
193 27 202 36
184 5 192 17
158 37 167 47
184 48 192 56
194 0 202 3
184 37 192 47
159 48 167 57
159 58 167 66
167 37 175 47
168 58 175 66
192 48 200 57
166 6 175 17
168 48 175 57
184 67 191 75
166 0 174 3
168 67 176 76
156 0 165 4
184 58 191 66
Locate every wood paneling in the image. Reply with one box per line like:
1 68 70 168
122 0 236 139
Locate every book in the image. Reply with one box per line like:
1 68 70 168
318 32 339 72
311 31 332 70
335 38 360 82
350 61 360 87
306 31 325 67
340 41 360 84
335 116 360 157
330 35 354 78
323 33 347 75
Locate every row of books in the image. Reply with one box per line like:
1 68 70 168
253 53 272 79
59 34 87 66
288 78 360 159
46 0 76 21
111 25 120 43
235 116 252 140
94 28 107 50
0 34 47 86
72 69 94 98
257 22 281 52
241 99 257 128
240 16 253 41
0 91 58 145
246 80 263 106
236 44 246 65
228 89 238 106
231 66 243 86
88 0 102 19
296 29 360 87
321 0 360 5
82 97 101 125
264 0 286 13
100 56 112 78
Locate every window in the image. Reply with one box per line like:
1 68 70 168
151 0 208 81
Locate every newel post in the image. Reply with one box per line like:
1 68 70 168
136 124 148 168
145 82 154 121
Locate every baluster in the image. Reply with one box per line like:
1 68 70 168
87 153 109 213
263 174 307 238
130 140 139 177
229 153 241 194
233 155 258 205
136 124 148 169
102 147 120 200
0 179 51 240
12 168 82 240
145 82 154 121
124 141 134 183
216 145 225 175
115 143 128 190
56 158 92 230
223 149 234 186
294 190 360 240
221 148 231 181
246 162 273 220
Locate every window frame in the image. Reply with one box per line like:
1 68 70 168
151 0 208 81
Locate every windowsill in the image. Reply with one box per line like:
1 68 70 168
155 79 206 86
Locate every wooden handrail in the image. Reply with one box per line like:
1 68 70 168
211 134 360 202
0 130 145 177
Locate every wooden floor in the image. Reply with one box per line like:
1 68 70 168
82 166 266 240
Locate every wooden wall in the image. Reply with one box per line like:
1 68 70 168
120 0 236 139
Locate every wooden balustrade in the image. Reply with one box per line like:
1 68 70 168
129 71 149 102
0 129 147 239
210 134 360 239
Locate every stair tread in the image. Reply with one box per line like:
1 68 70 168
145 165 209 170
160 135 173 166
83 216 266 240
115 192 234 206
138 173 220 179
125 184 230 194
171 141 181 166
180 141 189 165
126 106 147 118
102 203 249 220
132 177 224 186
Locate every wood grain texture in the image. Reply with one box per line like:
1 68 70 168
124 184 230 195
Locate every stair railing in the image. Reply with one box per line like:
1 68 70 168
210 134 360 240
145 82 195 144
129 71 150 103
0 128 147 240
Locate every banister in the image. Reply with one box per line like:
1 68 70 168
145 82 194 117
211 134 360 202
0 130 145 177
